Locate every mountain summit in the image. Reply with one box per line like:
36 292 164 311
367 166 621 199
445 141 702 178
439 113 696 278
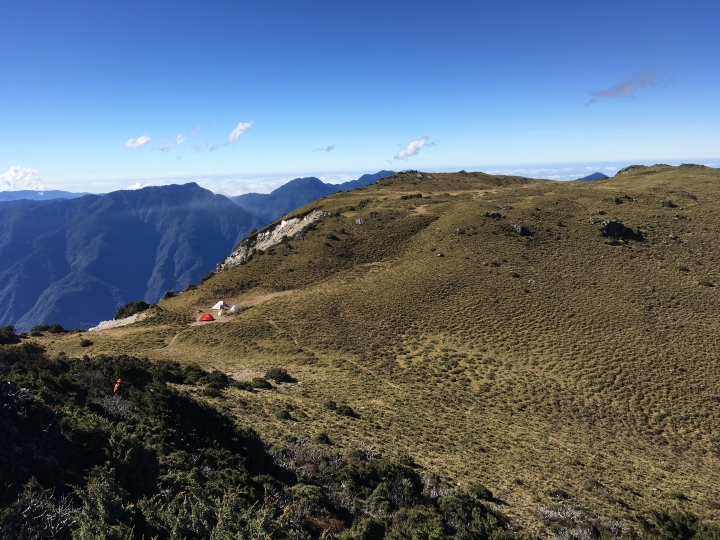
232 170 393 224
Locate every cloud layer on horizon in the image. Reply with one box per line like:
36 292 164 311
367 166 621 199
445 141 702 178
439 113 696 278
0 165 46 191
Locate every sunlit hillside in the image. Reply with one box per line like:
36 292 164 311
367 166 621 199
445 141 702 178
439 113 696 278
37 164 720 534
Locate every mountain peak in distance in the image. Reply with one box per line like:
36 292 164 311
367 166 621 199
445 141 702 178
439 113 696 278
576 172 609 181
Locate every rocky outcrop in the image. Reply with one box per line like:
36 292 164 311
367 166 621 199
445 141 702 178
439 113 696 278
214 209 327 273
511 224 532 236
601 220 644 241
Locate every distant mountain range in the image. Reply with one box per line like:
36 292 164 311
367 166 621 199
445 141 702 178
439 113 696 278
0 171 392 331
232 171 394 224
0 184 257 331
0 189 92 202
576 172 609 181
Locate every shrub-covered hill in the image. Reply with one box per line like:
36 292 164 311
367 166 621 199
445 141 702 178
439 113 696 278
32 165 720 536
0 343 529 539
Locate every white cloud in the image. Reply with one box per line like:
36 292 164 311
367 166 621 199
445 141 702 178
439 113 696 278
395 136 430 160
0 165 46 191
192 141 210 152
126 182 151 190
124 135 151 149
228 121 254 143
154 134 188 152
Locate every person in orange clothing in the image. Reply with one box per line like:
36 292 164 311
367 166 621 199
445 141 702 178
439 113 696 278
113 378 122 394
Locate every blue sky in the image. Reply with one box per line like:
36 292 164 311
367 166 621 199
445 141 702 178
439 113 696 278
1 0 718 194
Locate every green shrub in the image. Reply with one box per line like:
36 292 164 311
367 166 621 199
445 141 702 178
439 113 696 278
314 432 332 445
324 399 337 410
80 339 93 348
182 364 208 384
0 325 17 345
546 488 570 499
340 518 385 540
265 367 293 383
205 370 231 389
114 301 151 320
467 483 494 500
274 410 291 420
184 283 197 292
250 377 273 389
162 289 175 300
47 323 64 334
336 404 357 418
30 324 50 333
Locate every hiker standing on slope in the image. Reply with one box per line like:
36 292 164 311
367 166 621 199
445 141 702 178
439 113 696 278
114 379 123 394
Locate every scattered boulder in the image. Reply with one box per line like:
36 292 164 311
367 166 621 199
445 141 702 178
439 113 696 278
511 224 532 236
601 220 643 241
485 211 503 219
356 218 364 225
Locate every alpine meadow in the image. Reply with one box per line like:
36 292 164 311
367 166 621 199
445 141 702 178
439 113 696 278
5 164 720 538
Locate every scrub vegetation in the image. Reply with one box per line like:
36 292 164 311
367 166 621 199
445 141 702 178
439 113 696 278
17 165 720 538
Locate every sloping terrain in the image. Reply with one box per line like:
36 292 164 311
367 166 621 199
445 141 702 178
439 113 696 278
36 165 720 535
0 183 257 331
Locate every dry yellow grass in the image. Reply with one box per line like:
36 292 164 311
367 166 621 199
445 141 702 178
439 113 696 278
38 165 720 532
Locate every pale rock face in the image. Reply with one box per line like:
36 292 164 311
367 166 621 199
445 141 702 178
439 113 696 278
214 209 327 273
89 311 149 332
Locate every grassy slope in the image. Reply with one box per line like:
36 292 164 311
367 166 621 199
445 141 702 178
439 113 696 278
39 166 720 531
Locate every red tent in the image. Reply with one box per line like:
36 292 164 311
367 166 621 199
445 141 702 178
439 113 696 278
198 313 215 321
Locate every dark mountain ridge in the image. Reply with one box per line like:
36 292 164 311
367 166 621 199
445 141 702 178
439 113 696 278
0 183 256 331
0 189 92 202
576 172 609 181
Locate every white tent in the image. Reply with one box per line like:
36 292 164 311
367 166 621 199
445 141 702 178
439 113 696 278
212 301 229 311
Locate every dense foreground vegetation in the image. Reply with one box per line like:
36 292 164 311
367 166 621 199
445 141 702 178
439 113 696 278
0 342 529 539
3 342 720 539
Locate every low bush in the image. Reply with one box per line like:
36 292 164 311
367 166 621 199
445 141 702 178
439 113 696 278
80 339 93 347
114 301 151 320
265 367 293 383
336 404 358 418
275 409 292 420
250 377 273 389
0 325 17 345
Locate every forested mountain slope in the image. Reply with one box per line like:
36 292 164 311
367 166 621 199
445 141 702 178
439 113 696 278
0 183 256 331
